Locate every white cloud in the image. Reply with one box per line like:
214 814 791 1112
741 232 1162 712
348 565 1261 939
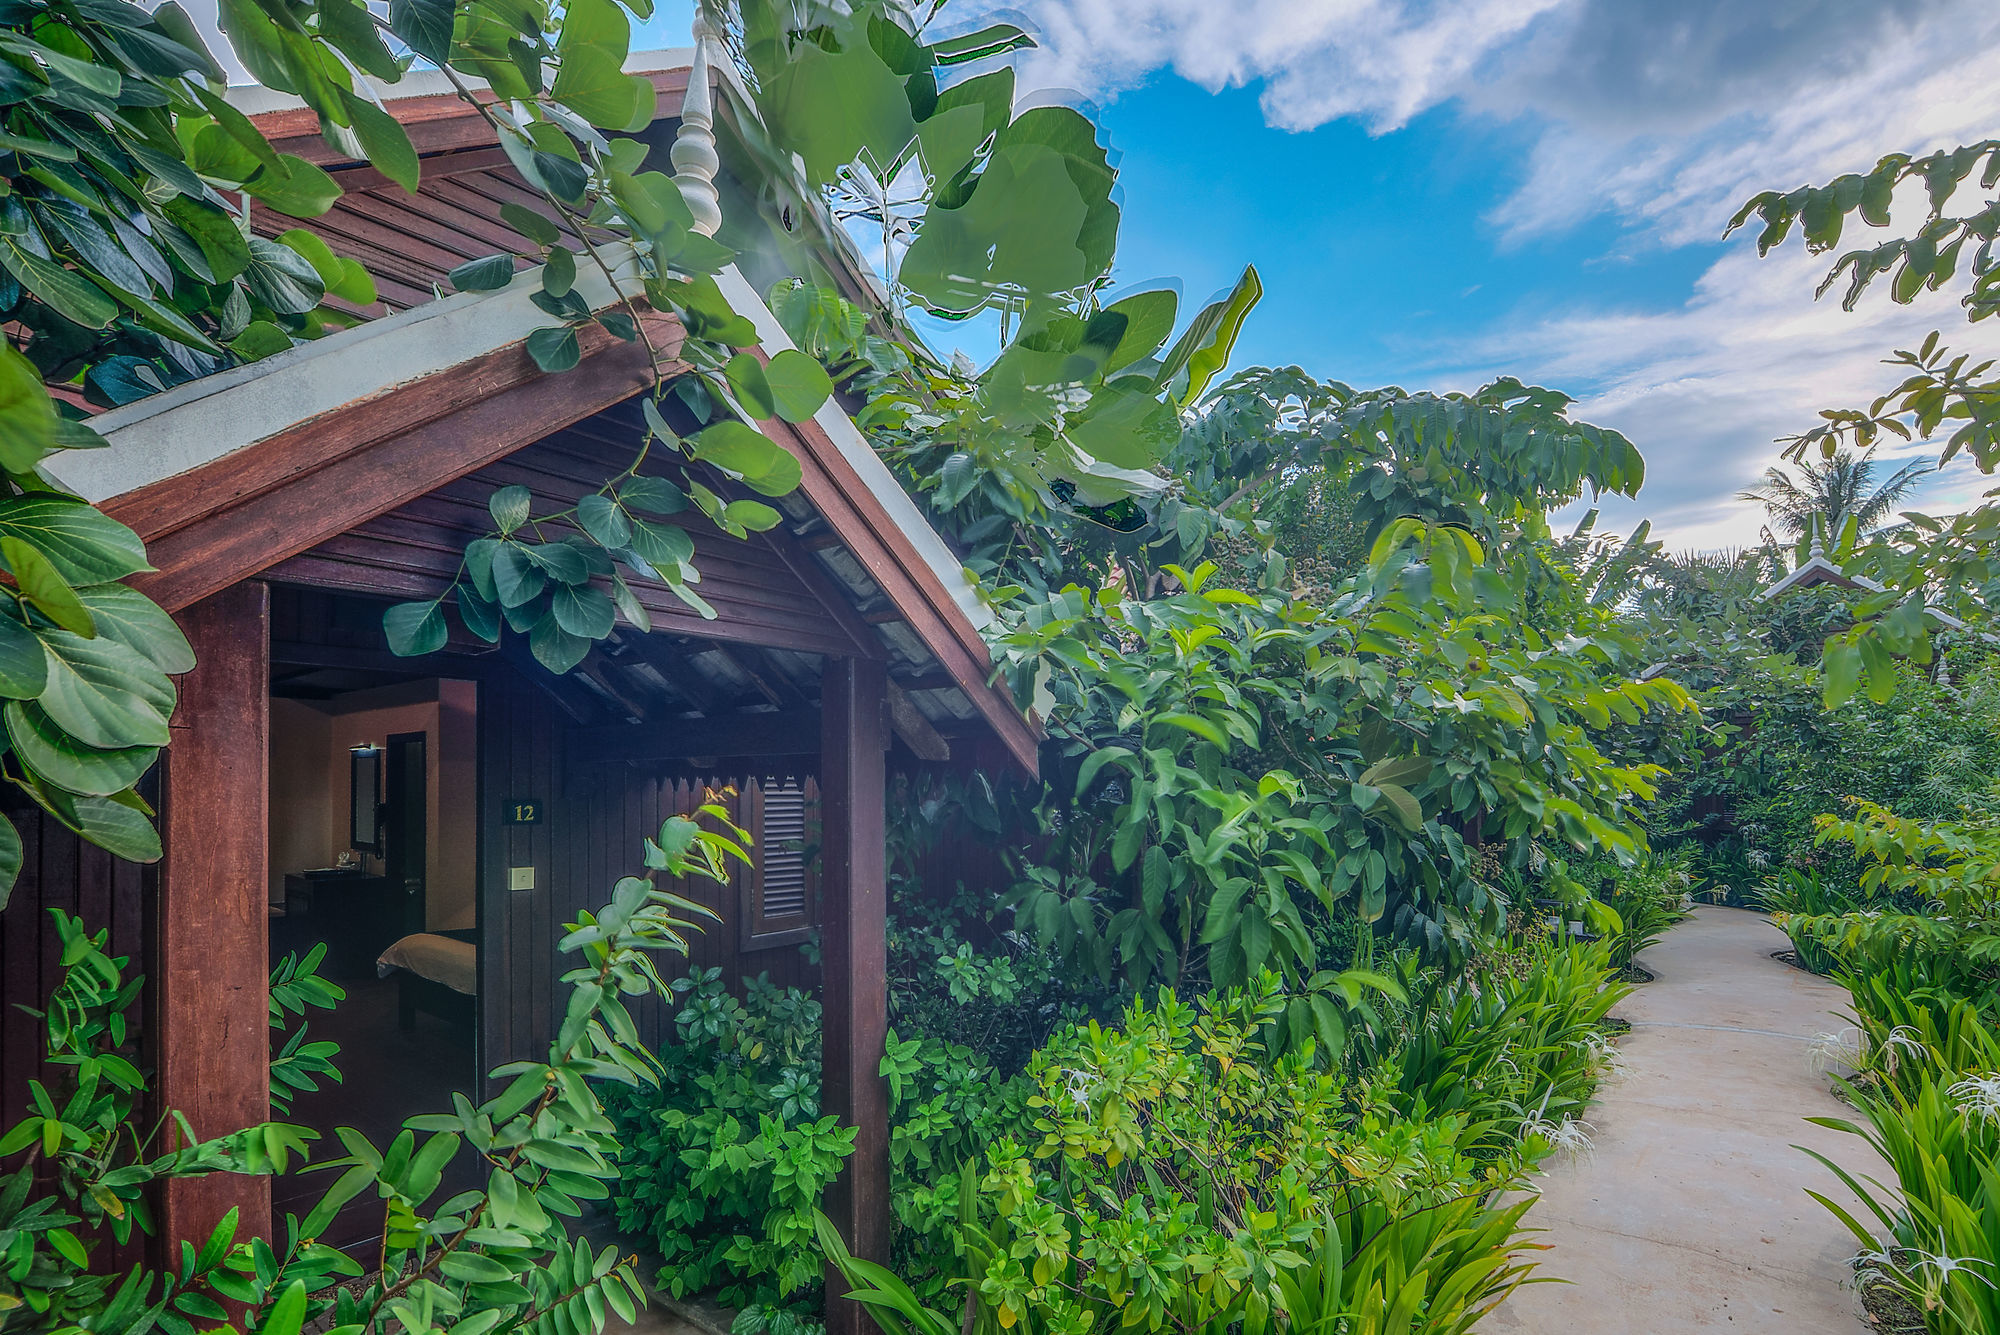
963 0 2000 547
1426 242 2000 549
972 0 1566 133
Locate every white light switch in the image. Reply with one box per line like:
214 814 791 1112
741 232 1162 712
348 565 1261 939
509 866 535 891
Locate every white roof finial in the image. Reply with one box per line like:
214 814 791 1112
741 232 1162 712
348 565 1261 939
672 10 724 238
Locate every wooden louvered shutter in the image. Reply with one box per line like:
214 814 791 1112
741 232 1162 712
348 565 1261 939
741 776 815 948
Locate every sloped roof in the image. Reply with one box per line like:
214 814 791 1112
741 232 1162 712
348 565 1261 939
44 53 1037 774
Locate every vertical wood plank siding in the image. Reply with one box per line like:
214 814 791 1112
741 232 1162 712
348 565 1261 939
474 663 823 1075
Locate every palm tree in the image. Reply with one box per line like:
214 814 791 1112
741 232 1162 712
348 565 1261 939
1737 449 1931 539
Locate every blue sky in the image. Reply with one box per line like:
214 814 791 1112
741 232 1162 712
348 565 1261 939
205 0 2000 550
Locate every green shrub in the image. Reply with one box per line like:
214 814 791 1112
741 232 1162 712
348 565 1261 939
1807 1056 2000 1335
820 942 1624 1335
606 963 1033 1311
1756 869 1862 974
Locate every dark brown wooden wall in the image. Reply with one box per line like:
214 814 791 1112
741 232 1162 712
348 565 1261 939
476 654 822 1072
0 797 153 1130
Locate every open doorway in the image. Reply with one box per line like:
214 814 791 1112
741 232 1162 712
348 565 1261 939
264 669 480 1248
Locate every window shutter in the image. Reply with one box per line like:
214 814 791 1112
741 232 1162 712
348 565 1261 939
741 776 815 948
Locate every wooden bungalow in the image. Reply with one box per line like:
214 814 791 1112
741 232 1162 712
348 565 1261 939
0 40 1035 1333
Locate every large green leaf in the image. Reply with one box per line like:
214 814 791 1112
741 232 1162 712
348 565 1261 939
74 584 196 674
6 700 155 797
37 628 174 749
576 493 631 548
900 142 1090 315
383 601 447 656
450 253 517 293
763 350 834 423
528 612 591 674
1 535 93 636
242 236 325 314
550 45 655 133
0 812 18 910
527 325 581 372
0 610 47 699
1100 288 1179 374
550 583 615 639
42 786 161 863
549 0 653 131
689 421 801 497
0 343 56 471
340 88 419 193
626 517 694 571
0 499 150 584
387 0 453 65
0 237 120 328
1158 265 1261 408
241 155 342 218
762 36 915 186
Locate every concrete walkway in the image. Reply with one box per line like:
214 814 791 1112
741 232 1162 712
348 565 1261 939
1489 906 1884 1333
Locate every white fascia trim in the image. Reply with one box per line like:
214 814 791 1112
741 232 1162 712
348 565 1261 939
46 252 640 505
223 49 698 115
710 265 991 632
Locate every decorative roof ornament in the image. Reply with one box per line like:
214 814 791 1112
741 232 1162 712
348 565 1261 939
672 9 724 238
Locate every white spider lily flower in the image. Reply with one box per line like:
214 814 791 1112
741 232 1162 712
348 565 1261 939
1808 1027 1864 1077
1947 1072 2000 1123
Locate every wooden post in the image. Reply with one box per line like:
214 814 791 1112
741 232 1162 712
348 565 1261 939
157 581 271 1251
819 657 888 1335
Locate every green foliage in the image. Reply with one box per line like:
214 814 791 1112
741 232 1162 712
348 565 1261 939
995 550 1688 986
2 804 749 1335
0 911 336 1331
1589 851 1693 973
606 862 1078 1312
606 971 855 1307
1729 136 2000 701
819 942 1626 1335
1805 1047 2000 1334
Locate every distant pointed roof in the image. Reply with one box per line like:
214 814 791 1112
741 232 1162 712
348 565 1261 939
1756 535 1966 630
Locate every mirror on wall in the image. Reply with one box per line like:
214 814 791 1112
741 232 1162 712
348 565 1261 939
350 744 382 852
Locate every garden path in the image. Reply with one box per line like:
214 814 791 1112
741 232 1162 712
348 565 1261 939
1489 905 1883 1333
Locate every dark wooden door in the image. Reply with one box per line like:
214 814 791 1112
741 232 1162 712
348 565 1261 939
384 731 427 938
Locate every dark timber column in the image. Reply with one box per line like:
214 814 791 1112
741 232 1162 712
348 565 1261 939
819 657 889 1335
158 581 270 1250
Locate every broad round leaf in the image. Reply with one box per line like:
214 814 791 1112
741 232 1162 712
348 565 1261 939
722 500 782 531
0 611 48 699
455 585 501 644
529 612 591 674
619 475 687 515
527 324 581 373
6 699 155 796
0 343 56 471
450 253 518 293
0 812 18 910
37 629 174 749
723 352 776 421
0 535 93 636
550 583 615 640
577 493 631 549
763 350 834 423
383 601 447 657
626 518 694 570
524 542 591 584
689 421 802 497
489 485 532 535
0 499 149 586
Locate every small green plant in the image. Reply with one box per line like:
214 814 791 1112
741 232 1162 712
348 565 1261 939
1 801 748 1335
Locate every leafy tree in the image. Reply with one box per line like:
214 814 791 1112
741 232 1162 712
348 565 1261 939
1735 448 1929 540
1728 137 2000 703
